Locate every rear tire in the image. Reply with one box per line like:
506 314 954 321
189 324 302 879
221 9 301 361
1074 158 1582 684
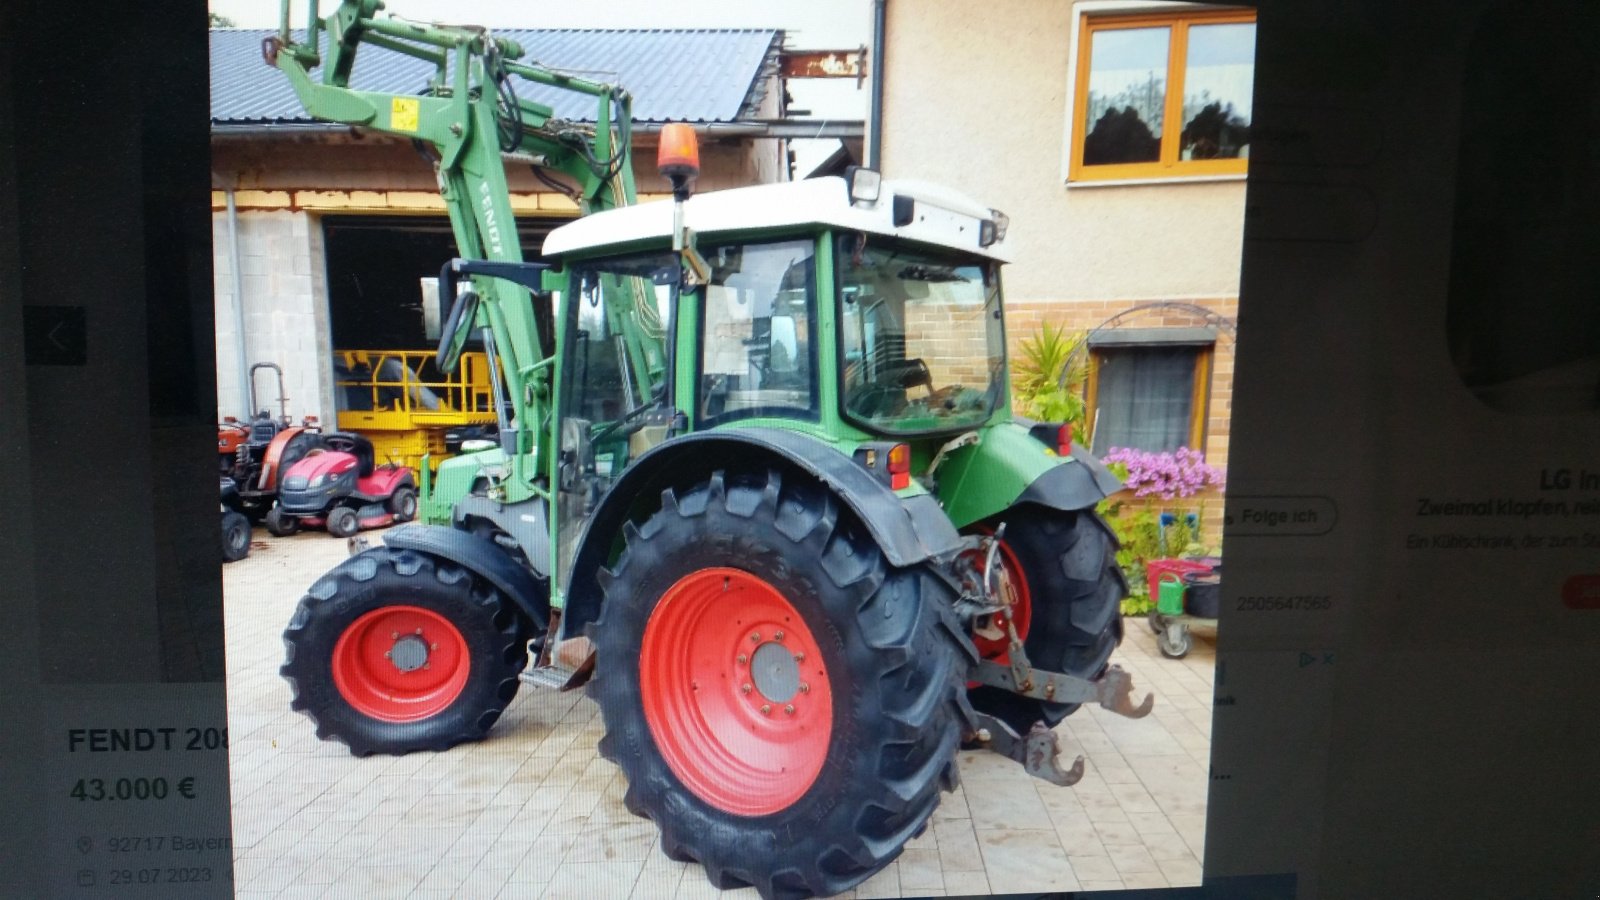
280 547 526 755
221 511 251 562
388 486 418 522
965 506 1126 735
265 506 299 537
590 470 974 900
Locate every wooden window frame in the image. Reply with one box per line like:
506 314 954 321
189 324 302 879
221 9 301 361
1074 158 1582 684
1068 8 1255 183
1085 341 1213 453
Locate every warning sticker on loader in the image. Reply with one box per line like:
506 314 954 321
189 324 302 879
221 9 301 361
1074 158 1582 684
390 97 419 132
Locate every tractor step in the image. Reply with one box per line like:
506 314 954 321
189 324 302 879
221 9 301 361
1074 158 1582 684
518 664 574 690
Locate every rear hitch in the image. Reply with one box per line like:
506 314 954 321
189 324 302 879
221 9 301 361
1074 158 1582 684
973 660 1154 719
970 713 1085 786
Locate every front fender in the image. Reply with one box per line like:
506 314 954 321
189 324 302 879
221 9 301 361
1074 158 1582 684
382 523 549 631
936 422 1123 527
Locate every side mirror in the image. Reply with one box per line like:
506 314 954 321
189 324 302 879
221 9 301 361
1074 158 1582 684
435 289 480 372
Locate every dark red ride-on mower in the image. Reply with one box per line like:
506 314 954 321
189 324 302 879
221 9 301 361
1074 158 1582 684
266 432 418 538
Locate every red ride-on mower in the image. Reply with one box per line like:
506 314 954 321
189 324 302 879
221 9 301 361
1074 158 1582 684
266 432 418 538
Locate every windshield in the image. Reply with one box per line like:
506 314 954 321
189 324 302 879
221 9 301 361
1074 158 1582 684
837 234 1006 435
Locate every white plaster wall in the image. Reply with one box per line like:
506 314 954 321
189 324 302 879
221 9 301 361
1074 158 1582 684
879 0 1248 304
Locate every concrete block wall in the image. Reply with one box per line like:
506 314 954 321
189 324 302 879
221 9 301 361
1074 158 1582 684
213 208 332 424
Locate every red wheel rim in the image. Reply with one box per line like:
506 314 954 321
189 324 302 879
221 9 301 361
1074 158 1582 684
331 605 471 722
639 567 834 817
969 538 1033 663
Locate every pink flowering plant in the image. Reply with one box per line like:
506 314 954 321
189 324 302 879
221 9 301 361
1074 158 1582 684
1101 446 1225 500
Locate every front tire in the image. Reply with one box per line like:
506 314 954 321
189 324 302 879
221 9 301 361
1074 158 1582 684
281 547 526 756
965 505 1126 735
221 511 252 562
590 470 974 900
326 505 360 538
264 506 299 537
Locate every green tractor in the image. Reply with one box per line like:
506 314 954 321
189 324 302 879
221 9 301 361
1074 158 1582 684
269 4 1148 897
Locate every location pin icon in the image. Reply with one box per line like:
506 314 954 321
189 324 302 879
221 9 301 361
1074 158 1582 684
76 836 92 855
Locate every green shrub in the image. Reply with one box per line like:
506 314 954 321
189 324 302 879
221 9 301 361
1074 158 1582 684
1012 322 1090 440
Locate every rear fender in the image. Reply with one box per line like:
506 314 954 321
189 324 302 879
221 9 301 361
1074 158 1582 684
381 523 549 632
355 466 414 496
935 422 1124 527
560 427 964 639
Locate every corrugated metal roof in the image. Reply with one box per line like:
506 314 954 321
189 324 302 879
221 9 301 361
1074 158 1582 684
210 28 781 126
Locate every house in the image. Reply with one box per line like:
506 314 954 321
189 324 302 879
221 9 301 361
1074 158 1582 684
877 1 1253 532
208 27 832 426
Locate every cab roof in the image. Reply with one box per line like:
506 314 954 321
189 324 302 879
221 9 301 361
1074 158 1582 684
541 176 1013 262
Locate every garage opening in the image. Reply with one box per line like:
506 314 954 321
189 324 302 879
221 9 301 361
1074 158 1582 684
320 214 563 469
322 214 559 350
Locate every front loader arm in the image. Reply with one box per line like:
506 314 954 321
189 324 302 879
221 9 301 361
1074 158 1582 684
267 0 640 497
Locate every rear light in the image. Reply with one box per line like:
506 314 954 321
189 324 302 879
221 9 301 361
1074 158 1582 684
887 443 911 491
1027 421 1073 456
852 441 915 491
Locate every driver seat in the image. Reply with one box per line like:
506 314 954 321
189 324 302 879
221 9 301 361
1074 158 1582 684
329 432 376 477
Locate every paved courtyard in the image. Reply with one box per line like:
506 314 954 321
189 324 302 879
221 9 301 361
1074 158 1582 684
224 527 1216 899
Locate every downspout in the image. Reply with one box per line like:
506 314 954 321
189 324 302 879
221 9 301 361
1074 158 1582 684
225 188 251 419
867 0 887 170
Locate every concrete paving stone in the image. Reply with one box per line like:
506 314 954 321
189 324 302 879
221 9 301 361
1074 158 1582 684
939 868 991 896
1107 842 1161 875
1093 819 1147 847
1078 879 1127 892
1170 813 1208 859
1067 854 1122 882
340 861 439 894
1051 817 1107 857
1108 780 1164 815
541 859 647 899
274 884 332 899
565 820 658 863
1120 869 1172 889
295 856 353 885
1158 854 1204 885
975 827 1080 893
507 831 581 882
896 848 944 893
456 863 517 896
932 818 985 873
963 775 1055 831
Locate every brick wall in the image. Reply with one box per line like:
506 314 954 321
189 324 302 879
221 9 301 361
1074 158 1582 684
1005 296 1237 542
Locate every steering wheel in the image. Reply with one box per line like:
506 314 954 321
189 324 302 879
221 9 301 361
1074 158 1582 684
321 433 363 455
850 383 909 418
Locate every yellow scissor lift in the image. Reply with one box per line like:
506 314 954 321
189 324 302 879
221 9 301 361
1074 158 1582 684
333 348 498 475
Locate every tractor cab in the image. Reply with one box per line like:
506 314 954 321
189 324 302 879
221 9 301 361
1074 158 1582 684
533 172 1016 537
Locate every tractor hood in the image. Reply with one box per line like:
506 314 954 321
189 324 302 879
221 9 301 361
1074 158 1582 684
543 176 1013 263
